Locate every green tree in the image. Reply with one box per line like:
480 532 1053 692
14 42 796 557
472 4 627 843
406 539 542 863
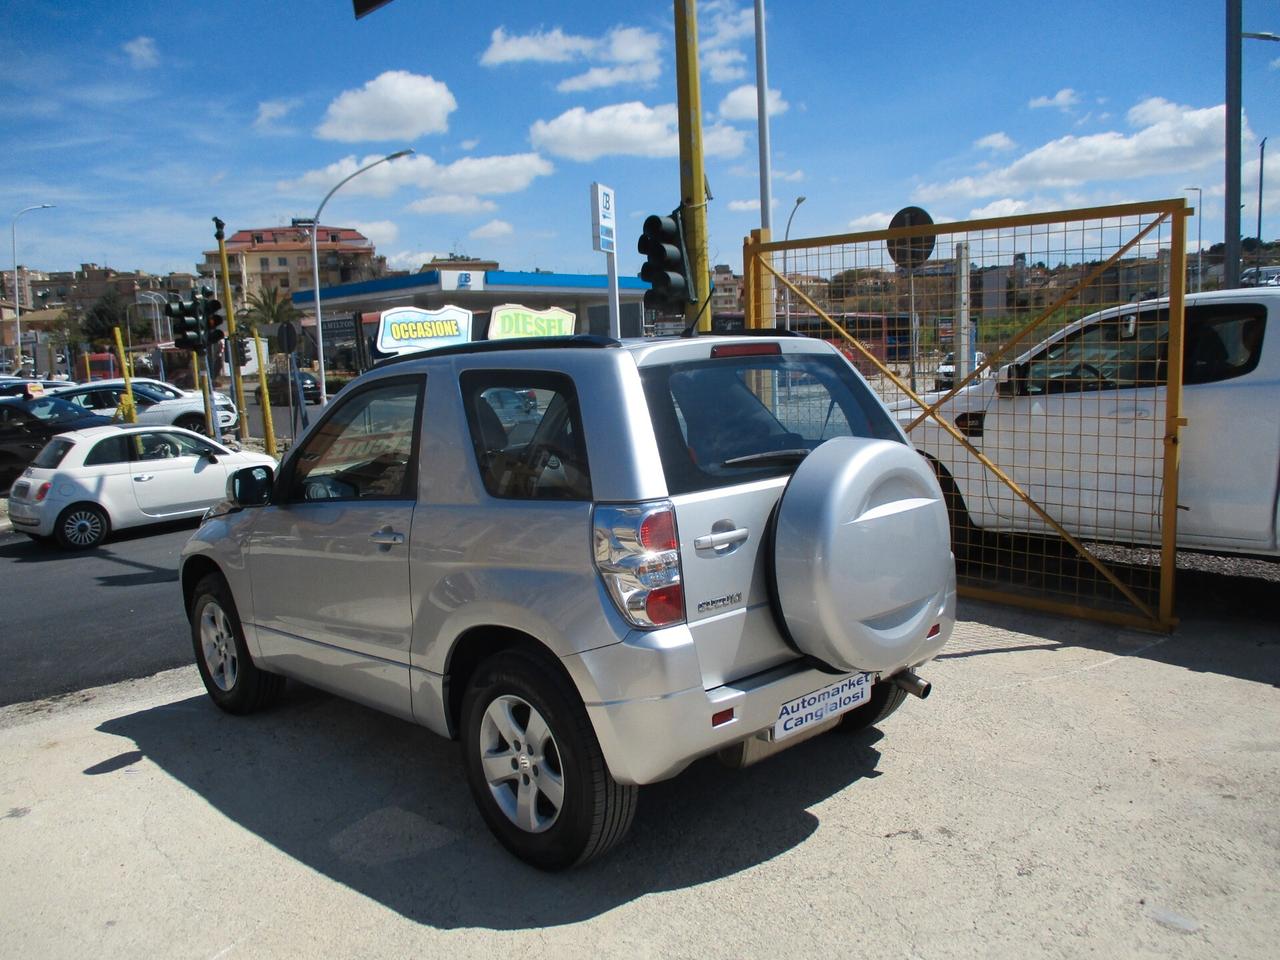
80 289 148 347
243 285 301 333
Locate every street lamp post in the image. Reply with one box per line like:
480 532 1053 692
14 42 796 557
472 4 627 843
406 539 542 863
782 196 806 331
1257 137 1267 261
11 203 54 374
1183 186 1203 292
310 149 414 405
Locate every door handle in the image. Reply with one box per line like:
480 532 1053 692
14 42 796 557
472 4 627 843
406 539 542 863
369 527 405 546
694 527 749 550
133 474 154 482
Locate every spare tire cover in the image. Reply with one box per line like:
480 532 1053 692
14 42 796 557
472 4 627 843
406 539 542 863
773 436 953 673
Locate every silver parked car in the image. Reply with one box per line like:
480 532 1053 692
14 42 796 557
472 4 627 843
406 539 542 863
180 334 956 869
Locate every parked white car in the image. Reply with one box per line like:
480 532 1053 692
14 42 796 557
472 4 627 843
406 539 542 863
905 288 1279 557
47 380 237 435
7 425 275 548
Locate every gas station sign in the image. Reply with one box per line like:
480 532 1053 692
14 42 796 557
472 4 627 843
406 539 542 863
487 305 576 340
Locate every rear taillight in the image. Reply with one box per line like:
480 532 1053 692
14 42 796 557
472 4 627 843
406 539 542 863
593 501 685 628
34 482 52 502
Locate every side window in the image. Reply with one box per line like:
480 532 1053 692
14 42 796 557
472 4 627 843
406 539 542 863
1025 310 1168 395
288 378 422 502
84 435 132 466
64 392 94 410
129 431 213 461
461 371 591 501
1184 305 1266 385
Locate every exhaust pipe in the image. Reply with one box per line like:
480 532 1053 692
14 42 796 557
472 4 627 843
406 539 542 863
891 670 931 699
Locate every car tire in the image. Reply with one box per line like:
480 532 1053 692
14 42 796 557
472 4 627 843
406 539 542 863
926 456 981 564
176 414 208 436
190 573 285 715
54 503 110 549
460 649 637 870
837 679 908 734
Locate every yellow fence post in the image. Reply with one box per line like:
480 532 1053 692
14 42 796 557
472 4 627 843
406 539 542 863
1158 206 1189 630
253 331 277 458
111 327 137 423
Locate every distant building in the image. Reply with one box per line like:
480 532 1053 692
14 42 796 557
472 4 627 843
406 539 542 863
197 223 385 307
710 264 744 315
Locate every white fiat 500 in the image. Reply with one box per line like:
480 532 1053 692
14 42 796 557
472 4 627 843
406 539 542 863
7 425 275 549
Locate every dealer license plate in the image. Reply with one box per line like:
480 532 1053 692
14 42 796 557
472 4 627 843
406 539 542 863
773 673 873 741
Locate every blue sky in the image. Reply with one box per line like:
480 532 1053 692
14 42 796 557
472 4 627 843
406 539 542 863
2 0 1277 281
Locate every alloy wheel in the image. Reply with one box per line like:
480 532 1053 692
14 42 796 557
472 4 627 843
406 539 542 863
478 694 565 834
199 600 239 692
61 509 104 547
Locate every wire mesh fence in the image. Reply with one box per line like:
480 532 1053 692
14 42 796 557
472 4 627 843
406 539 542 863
744 200 1189 630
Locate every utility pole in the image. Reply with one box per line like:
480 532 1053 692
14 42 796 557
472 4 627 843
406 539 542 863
674 1 710 332
213 218 249 440
1225 0 1242 288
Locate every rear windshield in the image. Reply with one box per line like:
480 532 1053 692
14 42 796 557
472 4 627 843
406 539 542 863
640 350 903 494
33 438 74 469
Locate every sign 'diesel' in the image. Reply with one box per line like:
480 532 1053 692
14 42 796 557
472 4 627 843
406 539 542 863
488 305 576 340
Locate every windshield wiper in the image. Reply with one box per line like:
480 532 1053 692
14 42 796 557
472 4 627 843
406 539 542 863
720 448 811 468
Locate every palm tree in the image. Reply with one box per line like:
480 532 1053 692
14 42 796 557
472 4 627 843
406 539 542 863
242 285 301 336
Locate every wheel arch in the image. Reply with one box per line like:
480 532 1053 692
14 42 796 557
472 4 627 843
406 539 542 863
443 626 578 739
181 554 224 617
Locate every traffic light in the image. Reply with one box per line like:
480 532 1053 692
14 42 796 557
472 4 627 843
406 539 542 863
638 210 694 314
233 336 250 367
166 299 206 351
199 287 226 348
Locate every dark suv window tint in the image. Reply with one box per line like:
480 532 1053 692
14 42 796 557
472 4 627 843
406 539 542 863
33 438 75 469
288 378 423 502
1025 309 1169 395
641 350 902 495
83 435 131 466
461 371 591 501
1184 305 1266 385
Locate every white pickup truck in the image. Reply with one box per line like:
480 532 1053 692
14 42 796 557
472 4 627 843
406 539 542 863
905 288 1279 558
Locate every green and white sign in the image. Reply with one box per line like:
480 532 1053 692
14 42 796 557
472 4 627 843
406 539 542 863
488 305 576 340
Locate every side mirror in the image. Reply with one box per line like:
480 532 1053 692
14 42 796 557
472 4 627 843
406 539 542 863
995 362 1026 397
227 464 273 507
201 449 220 464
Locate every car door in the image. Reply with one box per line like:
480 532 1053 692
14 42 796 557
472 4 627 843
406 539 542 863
127 430 230 516
982 307 1168 541
1177 301 1275 549
246 375 424 718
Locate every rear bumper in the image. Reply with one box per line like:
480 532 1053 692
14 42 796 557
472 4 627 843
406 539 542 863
563 585 955 786
6 498 56 536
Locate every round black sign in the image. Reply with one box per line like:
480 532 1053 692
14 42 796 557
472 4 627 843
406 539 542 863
276 322 299 354
886 206 935 271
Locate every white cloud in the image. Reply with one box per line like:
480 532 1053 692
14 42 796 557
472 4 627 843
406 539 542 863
316 71 456 142
702 1 755 51
530 102 745 161
486 25 664 93
385 250 444 271
915 98 1226 203
353 220 399 247
969 198 1030 219
460 138 479 150
123 37 158 69
1271 57 1280 71
480 26 597 64
848 212 894 232
775 168 805 182
254 98 301 134
703 48 747 83
728 199 760 212
470 219 513 240
719 85 788 121
407 194 497 214
1029 88 1080 111
975 131 1015 152
558 62 661 93
279 151 553 198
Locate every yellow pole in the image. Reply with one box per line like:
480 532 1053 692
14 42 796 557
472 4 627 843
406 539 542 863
111 327 137 423
253 331 277 458
674 0 710 332
213 218 249 440
1157 206 1189 629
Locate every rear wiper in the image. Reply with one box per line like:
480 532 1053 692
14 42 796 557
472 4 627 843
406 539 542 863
720 448 811 468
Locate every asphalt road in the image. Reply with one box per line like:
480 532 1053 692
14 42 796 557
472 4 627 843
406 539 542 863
0 522 197 707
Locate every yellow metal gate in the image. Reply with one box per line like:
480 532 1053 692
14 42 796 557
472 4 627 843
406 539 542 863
743 200 1190 631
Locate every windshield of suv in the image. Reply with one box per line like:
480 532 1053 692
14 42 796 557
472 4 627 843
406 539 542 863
641 350 903 494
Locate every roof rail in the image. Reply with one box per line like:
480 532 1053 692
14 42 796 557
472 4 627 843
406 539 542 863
372 334 621 369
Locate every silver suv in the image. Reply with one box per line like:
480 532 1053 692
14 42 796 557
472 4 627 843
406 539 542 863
180 334 955 869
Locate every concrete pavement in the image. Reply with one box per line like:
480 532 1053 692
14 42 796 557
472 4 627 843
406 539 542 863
1 602 1277 958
